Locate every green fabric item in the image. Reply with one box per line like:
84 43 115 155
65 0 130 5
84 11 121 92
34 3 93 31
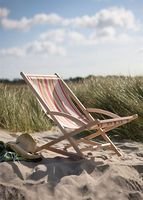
0 141 42 162
0 141 24 162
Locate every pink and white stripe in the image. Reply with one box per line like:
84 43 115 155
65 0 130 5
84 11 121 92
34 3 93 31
27 75 89 129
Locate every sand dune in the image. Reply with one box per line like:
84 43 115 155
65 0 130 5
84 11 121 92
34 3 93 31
0 129 143 200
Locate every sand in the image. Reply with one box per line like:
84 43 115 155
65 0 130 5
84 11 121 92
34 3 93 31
0 128 143 200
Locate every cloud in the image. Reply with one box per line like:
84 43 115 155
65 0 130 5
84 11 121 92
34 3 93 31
40 29 66 43
0 6 139 33
1 17 31 31
64 7 139 32
0 47 25 57
25 40 66 56
0 29 86 57
0 7 9 18
68 31 86 43
40 29 86 45
0 40 66 57
1 13 63 30
0 6 140 57
39 27 133 47
90 26 116 39
33 13 63 25
95 7 139 31
0 26 135 58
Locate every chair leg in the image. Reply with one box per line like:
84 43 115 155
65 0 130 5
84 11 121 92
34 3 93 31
64 126 114 150
64 137 101 150
35 133 84 158
100 129 122 156
81 128 122 156
67 137 84 157
80 143 111 152
45 146 83 158
65 127 122 156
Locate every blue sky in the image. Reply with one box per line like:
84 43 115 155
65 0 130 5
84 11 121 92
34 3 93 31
0 0 143 79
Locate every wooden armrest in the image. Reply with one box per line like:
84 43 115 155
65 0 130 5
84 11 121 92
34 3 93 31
86 108 120 118
47 111 86 126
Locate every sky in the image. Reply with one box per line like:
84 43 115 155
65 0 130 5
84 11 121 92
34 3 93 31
0 0 143 80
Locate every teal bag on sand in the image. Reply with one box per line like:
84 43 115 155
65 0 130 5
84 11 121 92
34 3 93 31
0 141 23 162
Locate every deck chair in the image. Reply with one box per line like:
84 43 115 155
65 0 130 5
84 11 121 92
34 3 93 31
20 72 138 158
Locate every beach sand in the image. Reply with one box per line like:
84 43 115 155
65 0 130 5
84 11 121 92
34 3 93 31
0 128 143 200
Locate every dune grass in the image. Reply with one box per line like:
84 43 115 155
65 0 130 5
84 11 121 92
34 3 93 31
0 76 143 141
70 76 143 141
0 84 52 133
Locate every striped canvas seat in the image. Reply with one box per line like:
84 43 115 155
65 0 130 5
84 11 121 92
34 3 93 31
27 75 89 129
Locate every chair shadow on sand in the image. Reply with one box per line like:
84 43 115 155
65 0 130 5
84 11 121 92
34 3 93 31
7 156 99 190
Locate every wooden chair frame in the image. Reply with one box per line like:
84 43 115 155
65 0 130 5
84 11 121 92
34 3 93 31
20 72 138 158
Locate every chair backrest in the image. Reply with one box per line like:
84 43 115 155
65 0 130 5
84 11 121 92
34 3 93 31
21 73 94 129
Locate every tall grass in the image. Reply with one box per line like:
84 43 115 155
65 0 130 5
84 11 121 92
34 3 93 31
0 84 52 132
69 76 143 141
0 76 143 141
